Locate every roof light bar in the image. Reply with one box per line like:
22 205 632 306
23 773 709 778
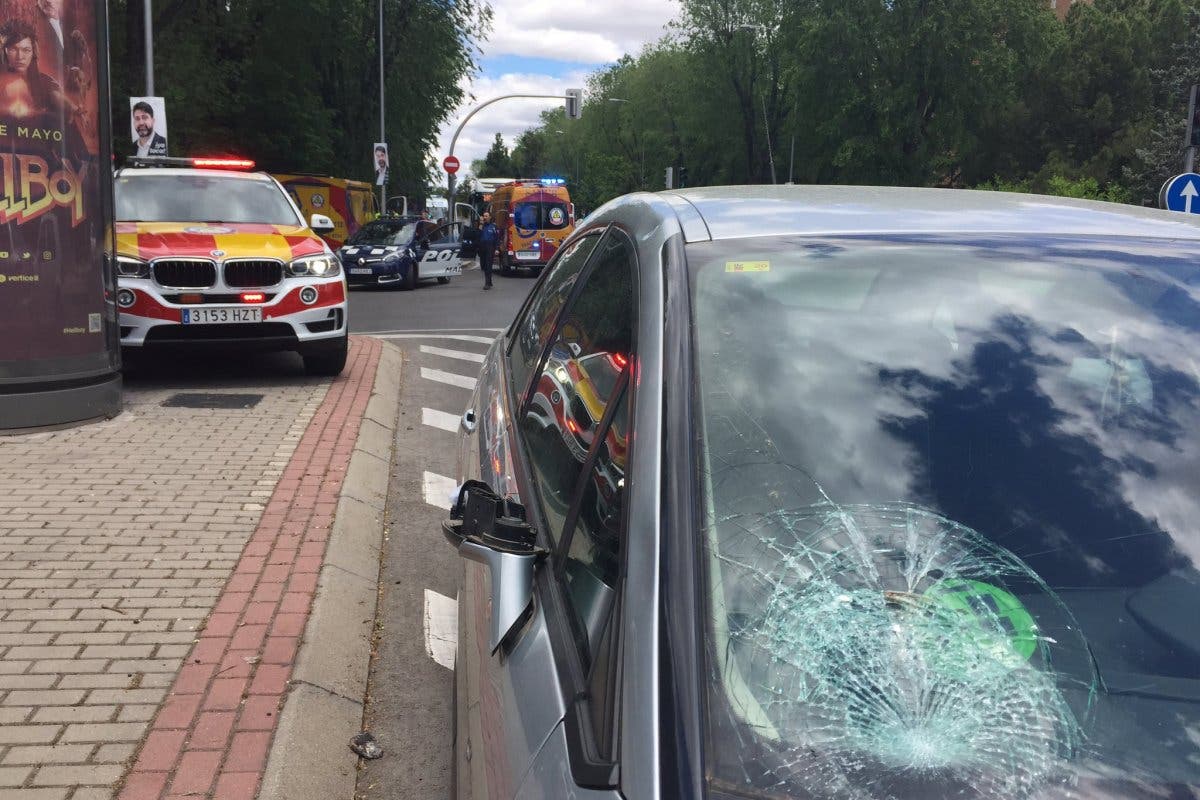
192 158 256 170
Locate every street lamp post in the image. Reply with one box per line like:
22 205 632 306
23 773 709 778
143 0 153 95
378 0 386 213
444 93 577 225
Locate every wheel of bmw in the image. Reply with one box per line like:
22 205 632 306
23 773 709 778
301 332 348 376
404 261 418 291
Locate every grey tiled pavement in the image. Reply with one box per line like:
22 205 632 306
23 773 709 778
0 378 330 800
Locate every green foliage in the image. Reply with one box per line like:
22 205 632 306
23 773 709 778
107 0 489 192
478 133 515 177
489 0 1200 210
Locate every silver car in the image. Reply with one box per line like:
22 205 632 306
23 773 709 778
444 185 1200 799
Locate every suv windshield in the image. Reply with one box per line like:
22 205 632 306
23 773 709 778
689 235 1200 799
115 174 301 225
349 219 418 246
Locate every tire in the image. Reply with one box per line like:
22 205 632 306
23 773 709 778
404 261 419 291
301 333 348 376
531 263 544 278
437 276 450 284
499 251 511 275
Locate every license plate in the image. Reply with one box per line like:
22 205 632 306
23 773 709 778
350 268 373 275
516 251 540 261
181 307 262 324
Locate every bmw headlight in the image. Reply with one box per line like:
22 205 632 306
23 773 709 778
287 254 341 277
116 255 150 279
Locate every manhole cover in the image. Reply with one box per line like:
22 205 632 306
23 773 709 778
162 393 264 409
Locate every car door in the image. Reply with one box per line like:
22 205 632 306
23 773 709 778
417 222 466 279
455 230 636 799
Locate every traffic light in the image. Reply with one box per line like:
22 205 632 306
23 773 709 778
664 166 673 189
678 166 688 188
565 88 583 120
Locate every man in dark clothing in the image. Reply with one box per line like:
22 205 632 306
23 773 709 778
478 211 498 290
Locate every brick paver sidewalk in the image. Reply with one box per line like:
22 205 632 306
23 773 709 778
0 337 383 800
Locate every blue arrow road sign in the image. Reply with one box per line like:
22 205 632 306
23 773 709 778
1162 173 1200 214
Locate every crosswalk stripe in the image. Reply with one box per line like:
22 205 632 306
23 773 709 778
423 471 458 509
422 407 460 433
420 345 485 364
423 589 458 670
374 333 496 344
421 367 477 390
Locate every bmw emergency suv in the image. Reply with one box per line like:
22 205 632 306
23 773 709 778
114 158 349 375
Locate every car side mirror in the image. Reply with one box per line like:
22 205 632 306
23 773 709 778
442 481 546 654
420 238 430 248
310 213 335 234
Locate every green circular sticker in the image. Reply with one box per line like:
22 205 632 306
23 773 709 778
926 579 1038 661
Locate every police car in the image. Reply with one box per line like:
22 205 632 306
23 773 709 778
114 157 349 375
338 217 477 290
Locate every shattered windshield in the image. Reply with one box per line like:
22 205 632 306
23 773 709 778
689 236 1200 799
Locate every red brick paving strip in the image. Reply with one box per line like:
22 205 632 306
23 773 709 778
117 337 383 800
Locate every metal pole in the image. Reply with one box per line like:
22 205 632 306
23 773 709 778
762 94 776 185
445 93 572 230
378 0 386 214
143 0 153 95
788 135 795 184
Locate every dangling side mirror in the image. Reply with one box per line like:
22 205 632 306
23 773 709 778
442 481 546 654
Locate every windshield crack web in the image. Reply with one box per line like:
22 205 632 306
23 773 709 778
703 409 1097 799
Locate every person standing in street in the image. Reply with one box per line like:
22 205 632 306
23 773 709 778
478 211 498 290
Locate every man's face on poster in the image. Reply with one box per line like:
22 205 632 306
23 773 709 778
133 108 154 138
38 0 63 20
5 37 33 74
376 149 387 169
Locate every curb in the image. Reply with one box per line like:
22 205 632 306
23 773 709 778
258 341 402 800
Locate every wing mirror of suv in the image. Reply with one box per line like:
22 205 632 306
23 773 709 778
310 213 335 234
442 481 547 654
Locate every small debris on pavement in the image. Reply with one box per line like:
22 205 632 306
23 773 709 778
350 732 384 760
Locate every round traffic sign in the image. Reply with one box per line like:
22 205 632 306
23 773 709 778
1161 173 1200 214
443 156 460 175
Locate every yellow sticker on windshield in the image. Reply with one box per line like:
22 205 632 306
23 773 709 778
726 260 770 273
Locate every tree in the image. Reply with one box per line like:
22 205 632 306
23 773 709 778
107 0 491 188
479 133 515 177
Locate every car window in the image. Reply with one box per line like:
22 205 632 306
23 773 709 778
543 201 570 230
688 235 1200 797
561 384 628 759
507 234 600 399
349 220 416 246
115 174 302 225
513 201 539 232
519 232 635 545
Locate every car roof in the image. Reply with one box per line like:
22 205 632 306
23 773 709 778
659 185 1200 242
115 168 277 182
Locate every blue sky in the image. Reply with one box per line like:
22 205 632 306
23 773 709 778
436 0 679 178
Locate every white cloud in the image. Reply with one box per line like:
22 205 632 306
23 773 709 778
481 0 680 61
431 0 680 180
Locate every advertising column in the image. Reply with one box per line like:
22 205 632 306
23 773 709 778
0 0 120 431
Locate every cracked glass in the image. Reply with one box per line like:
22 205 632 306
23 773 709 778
689 235 1200 799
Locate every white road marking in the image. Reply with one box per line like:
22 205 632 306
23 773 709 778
423 471 458 509
421 367 477 390
424 589 458 670
420 345 485 364
374 333 497 344
422 407 460 433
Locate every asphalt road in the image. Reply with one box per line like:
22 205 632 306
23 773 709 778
348 262 538 334
352 265 526 799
